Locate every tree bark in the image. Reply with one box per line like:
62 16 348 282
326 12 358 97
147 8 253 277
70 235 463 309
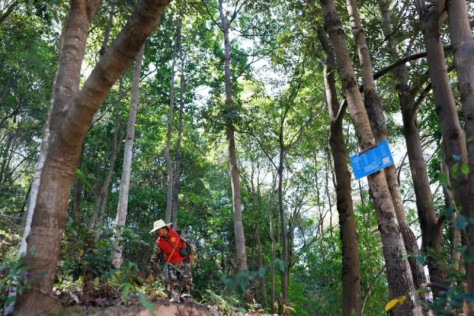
320 0 420 314
345 0 427 297
441 144 462 271
165 19 182 227
414 0 469 218
15 1 101 313
99 1 116 57
70 161 84 222
255 224 267 309
268 176 277 315
319 28 362 316
15 1 170 313
378 0 447 297
112 44 145 268
446 0 474 305
90 80 124 232
172 55 185 227
277 145 289 310
5 41 60 315
217 0 248 273
90 4 121 231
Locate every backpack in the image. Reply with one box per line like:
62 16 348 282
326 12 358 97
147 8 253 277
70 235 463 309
176 229 197 263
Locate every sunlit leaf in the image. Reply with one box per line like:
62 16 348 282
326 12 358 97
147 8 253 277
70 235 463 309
385 298 400 311
437 173 447 185
385 296 406 311
123 283 131 305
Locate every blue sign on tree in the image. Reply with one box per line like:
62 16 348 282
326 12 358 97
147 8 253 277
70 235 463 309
349 140 394 180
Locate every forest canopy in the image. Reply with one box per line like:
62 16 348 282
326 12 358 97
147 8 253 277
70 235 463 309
0 0 473 315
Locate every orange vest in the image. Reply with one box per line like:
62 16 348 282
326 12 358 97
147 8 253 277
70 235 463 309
156 228 185 264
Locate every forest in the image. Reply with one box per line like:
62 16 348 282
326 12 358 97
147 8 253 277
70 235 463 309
0 0 473 315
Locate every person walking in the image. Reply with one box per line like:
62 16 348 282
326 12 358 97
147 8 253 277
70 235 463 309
148 219 195 298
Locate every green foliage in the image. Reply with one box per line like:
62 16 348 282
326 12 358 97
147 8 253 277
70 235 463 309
2 1 473 315
60 219 114 287
138 291 155 315
426 267 470 315
220 259 284 295
202 289 246 314
0 255 30 309
0 11 57 223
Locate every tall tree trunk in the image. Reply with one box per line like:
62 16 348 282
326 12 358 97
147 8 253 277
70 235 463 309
15 0 170 312
325 150 334 236
414 0 469 220
99 1 116 57
15 1 102 312
320 0 420 314
277 146 289 310
5 36 61 313
255 224 267 309
218 0 248 273
319 28 361 316
112 44 145 268
378 0 447 298
345 0 427 297
441 145 462 272
268 177 277 315
90 80 124 232
70 162 84 222
446 0 474 306
276 109 312 310
89 7 121 231
172 55 185 227
164 22 180 224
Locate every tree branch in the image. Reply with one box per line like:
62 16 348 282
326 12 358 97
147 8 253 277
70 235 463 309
201 0 222 31
230 0 249 24
238 129 278 170
0 0 18 25
373 45 452 81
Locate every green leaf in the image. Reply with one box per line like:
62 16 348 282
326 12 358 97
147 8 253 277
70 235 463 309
437 173 447 185
456 215 468 230
460 163 470 175
240 278 247 292
452 163 459 178
123 283 131 305
138 291 154 315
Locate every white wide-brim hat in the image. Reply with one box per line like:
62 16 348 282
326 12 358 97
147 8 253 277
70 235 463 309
150 219 172 233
